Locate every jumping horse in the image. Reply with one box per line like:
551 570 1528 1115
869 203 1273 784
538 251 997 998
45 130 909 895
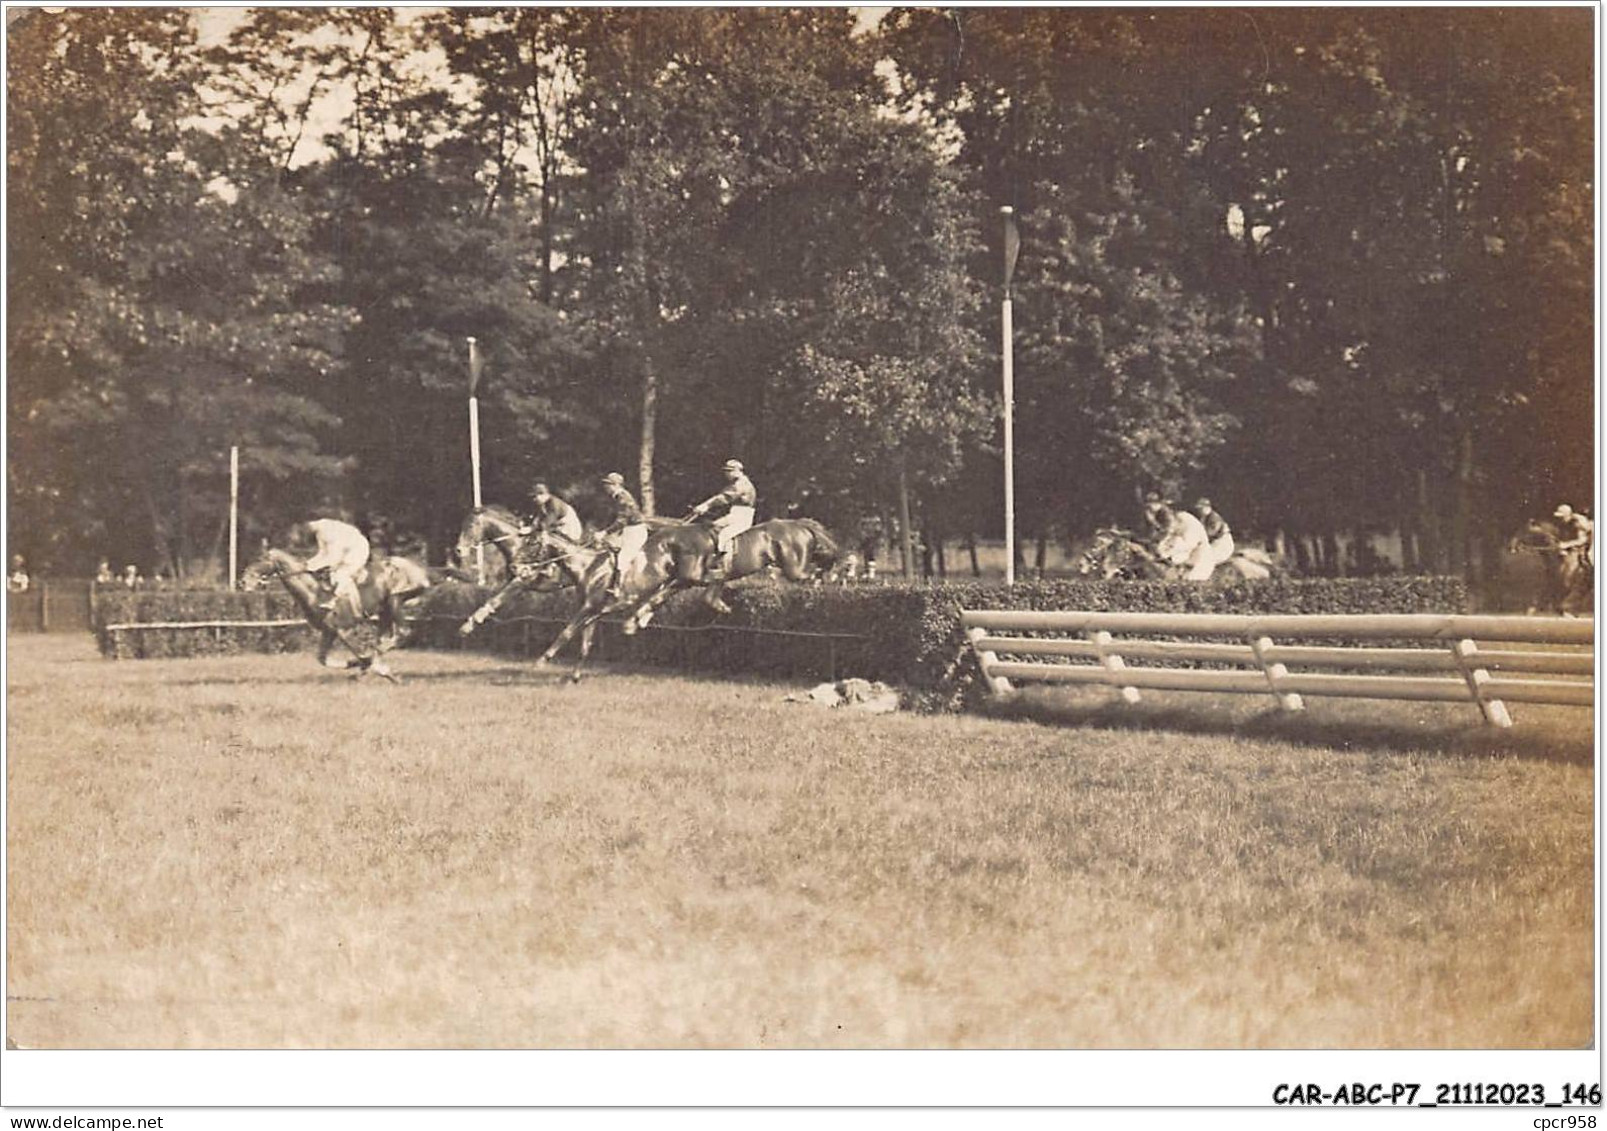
1508 519 1592 616
1071 527 1283 582
242 548 433 681
460 517 838 681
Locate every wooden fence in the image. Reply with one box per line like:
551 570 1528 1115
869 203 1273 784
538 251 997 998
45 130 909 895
7 579 96 633
960 610 1594 728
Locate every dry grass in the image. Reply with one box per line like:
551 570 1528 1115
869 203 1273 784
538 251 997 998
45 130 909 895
5 634 1593 1049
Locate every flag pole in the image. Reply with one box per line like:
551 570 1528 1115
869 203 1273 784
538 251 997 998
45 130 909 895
467 336 486 584
1001 206 1019 587
228 445 239 590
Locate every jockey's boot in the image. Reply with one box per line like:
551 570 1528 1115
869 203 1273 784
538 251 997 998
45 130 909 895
605 556 623 602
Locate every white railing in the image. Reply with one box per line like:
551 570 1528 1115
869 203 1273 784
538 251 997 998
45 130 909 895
960 611 1594 728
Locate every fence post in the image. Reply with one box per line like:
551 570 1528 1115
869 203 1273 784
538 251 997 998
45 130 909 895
37 581 48 633
1085 629 1140 704
965 626 1013 695
1450 639 1513 728
1250 635 1304 712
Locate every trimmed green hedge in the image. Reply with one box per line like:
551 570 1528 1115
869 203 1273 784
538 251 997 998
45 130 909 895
94 588 317 659
91 576 1470 704
420 575 1470 704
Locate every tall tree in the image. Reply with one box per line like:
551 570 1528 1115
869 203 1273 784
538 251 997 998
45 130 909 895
9 9 348 575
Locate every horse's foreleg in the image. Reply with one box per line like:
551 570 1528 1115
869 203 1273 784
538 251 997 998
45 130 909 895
569 620 599 683
622 581 682 634
460 582 520 636
317 630 348 669
700 581 732 615
538 604 603 664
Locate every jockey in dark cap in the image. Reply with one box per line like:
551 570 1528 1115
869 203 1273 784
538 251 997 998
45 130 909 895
524 481 583 543
599 472 647 600
690 459 757 577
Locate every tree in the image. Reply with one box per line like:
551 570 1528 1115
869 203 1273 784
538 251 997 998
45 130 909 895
9 9 348 575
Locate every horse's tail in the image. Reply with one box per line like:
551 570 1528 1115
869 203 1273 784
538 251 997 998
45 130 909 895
796 518 840 570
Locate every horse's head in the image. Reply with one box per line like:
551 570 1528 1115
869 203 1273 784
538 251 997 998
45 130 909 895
453 509 488 569
240 548 299 591
1508 519 1561 556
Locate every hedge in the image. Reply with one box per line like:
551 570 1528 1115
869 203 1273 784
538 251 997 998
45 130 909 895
419 575 1470 705
94 587 317 659
91 575 1470 705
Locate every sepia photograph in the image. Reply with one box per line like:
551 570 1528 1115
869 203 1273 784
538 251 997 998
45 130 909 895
3 1 1598 1113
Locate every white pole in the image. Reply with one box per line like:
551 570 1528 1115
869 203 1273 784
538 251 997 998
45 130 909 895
228 445 239 589
1003 295 1015 587
1001 206 1017 587
467 337 486 585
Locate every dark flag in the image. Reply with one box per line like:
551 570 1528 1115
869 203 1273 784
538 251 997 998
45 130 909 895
1002 207 1021 294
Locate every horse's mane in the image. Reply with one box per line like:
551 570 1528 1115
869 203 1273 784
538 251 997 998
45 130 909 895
471 504 525 528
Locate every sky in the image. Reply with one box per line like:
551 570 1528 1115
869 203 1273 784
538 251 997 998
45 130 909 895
191 6 893 170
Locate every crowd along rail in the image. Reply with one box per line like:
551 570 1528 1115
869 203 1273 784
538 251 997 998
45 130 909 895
960 610 1594 728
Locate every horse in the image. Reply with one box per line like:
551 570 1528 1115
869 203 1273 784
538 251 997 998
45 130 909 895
1071 527 1284 582
453 505 529 585
241 548 433 681
1071 527 1168 580
456 526 591 638
628 516 839 619
472 517 838 681
1507 519 1592 616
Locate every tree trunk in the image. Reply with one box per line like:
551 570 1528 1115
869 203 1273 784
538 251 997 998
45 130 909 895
897 464 915 581
1035 531 1048 578
1416 469 1442 574
967 533 981 577
637 347 659 516
1452 424 1476 581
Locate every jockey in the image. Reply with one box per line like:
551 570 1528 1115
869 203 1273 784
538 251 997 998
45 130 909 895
1154 504 1215 580
599 471 648 600
1553 504 1594 568
690 458 757 575
1142 490 1169 540
1194 498 1235 568
524 482 584 543
304 517 370 612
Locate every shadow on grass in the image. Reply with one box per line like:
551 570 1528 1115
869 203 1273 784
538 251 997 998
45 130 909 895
985 686 1595 766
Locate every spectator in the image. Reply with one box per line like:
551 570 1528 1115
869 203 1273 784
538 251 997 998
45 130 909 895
121 564 142 589
8 555 29 593
94 559 115 585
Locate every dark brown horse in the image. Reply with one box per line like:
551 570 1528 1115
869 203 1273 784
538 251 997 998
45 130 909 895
488 518 838 681
1508 519 1592 615
242 548 433 680
637 516 840 617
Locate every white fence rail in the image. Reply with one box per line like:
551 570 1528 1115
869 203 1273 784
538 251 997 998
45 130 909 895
960 611 1594 728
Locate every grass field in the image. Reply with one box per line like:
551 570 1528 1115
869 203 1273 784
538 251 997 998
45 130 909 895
5 633 1593 1049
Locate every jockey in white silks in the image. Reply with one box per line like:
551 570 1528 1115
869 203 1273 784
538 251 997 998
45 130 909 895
599 472 648 599
1194 498 1235 570
690 458 757 575
304 517 371 611
1155 506 1216 580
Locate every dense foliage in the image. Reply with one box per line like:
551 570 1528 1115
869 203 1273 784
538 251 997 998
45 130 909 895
10 9 1591 585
